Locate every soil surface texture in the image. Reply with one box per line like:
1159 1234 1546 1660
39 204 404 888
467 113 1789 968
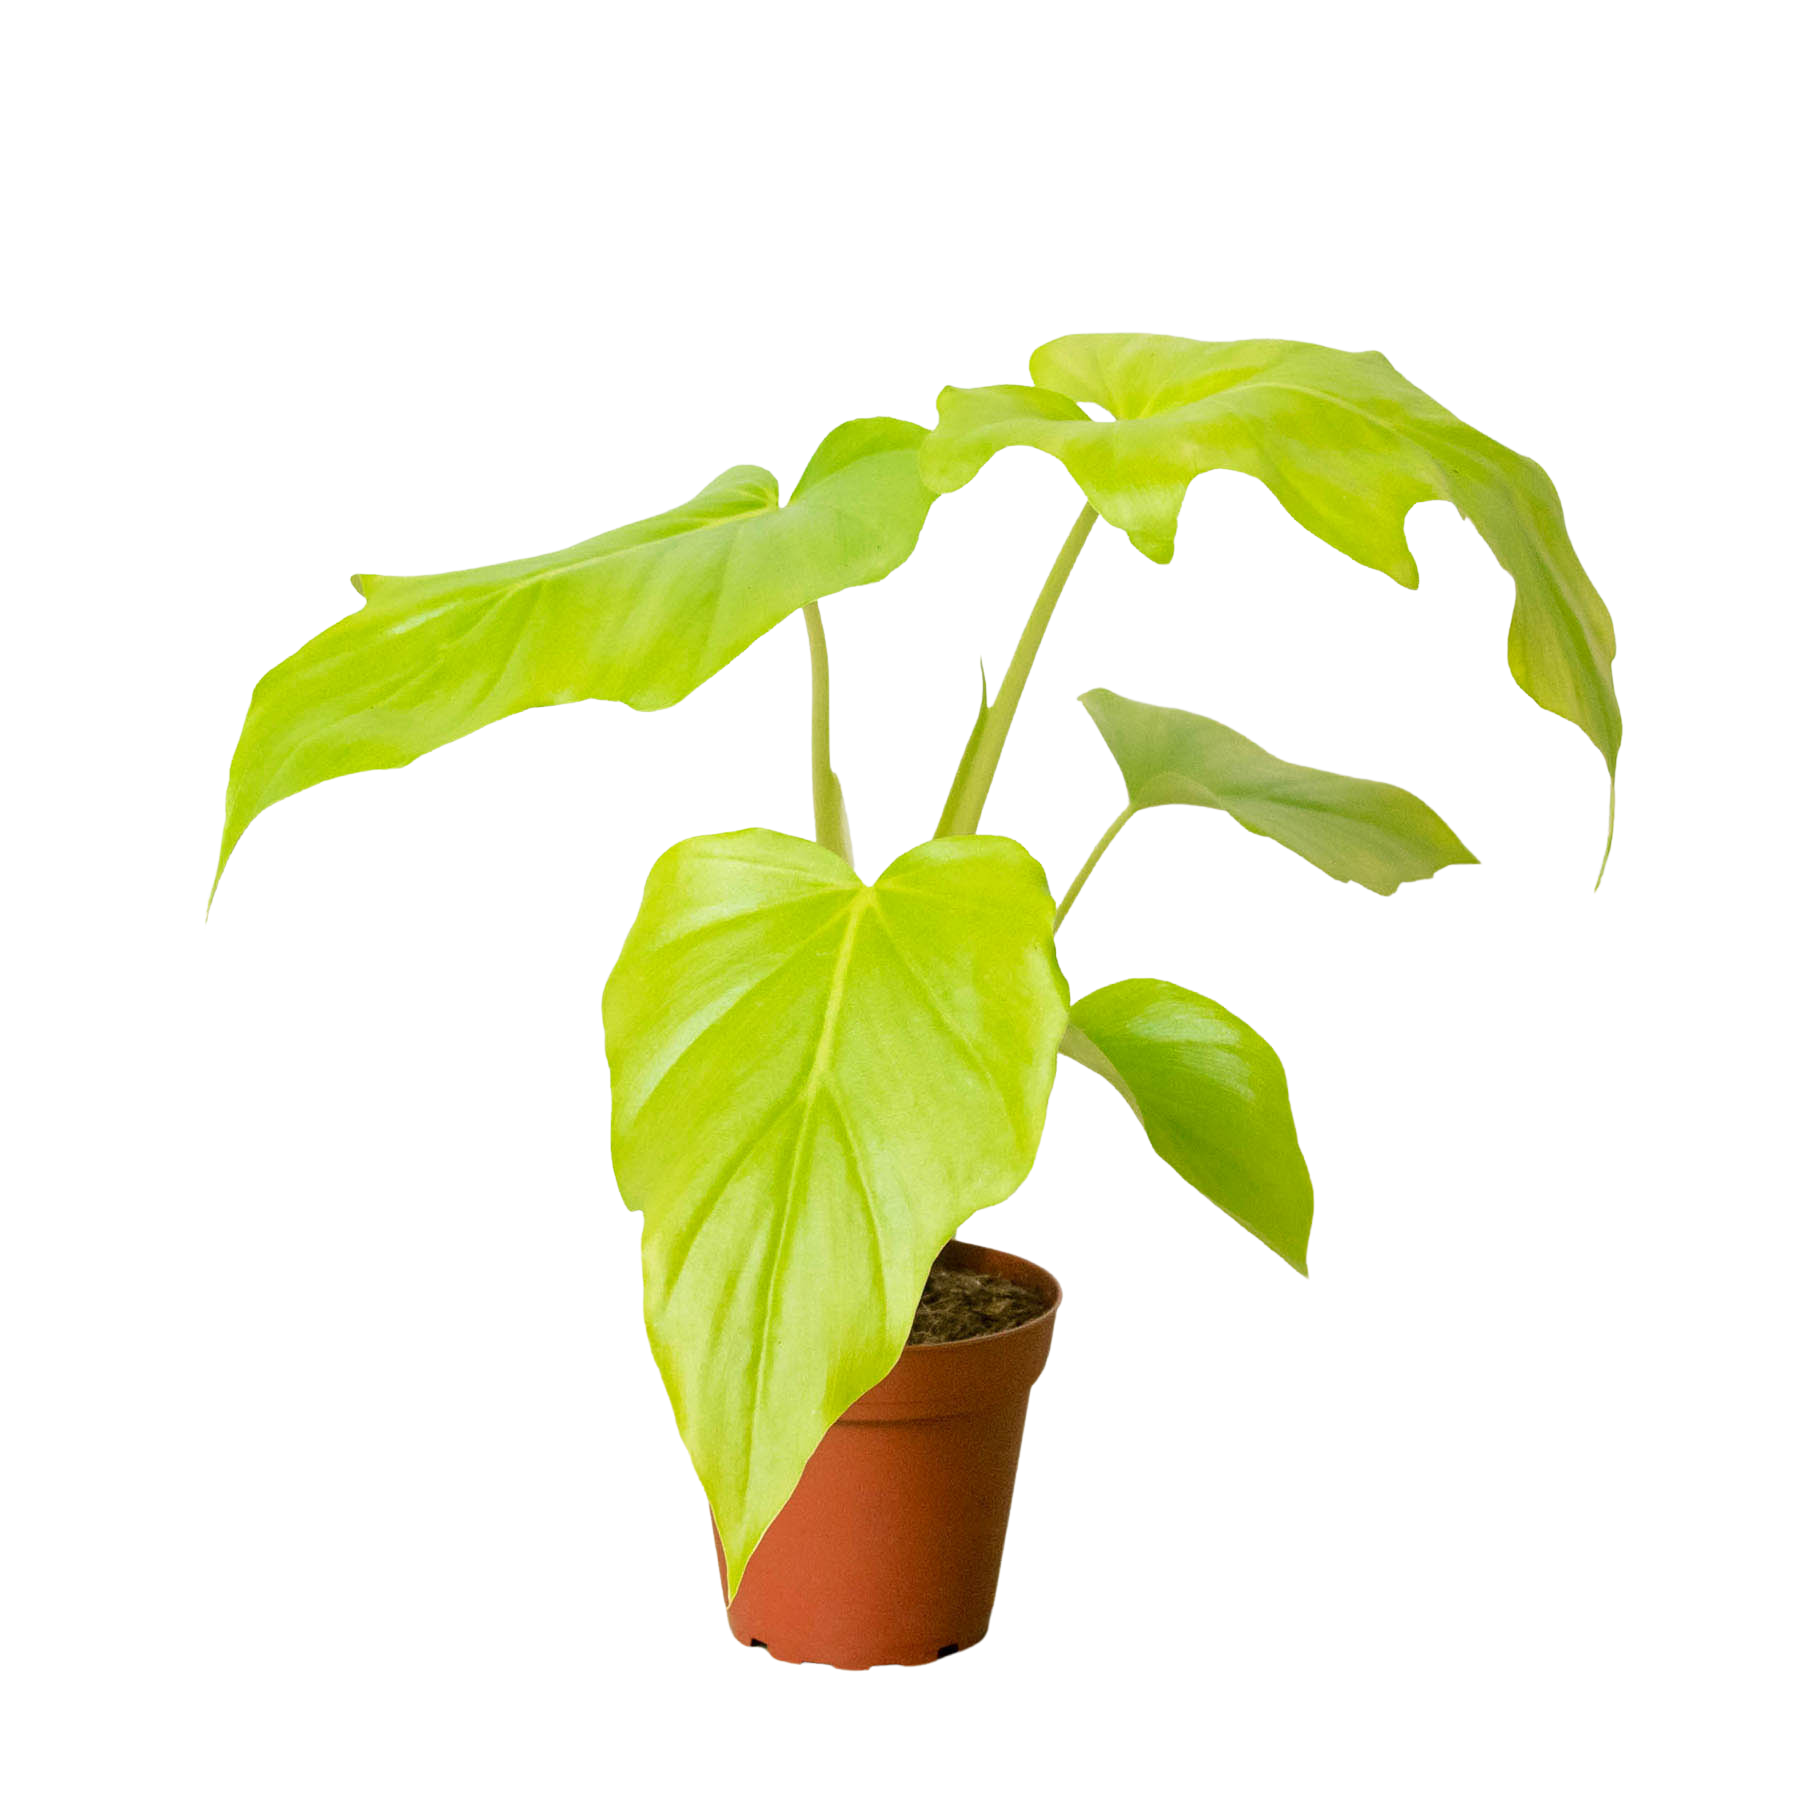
907 1265 1050 1345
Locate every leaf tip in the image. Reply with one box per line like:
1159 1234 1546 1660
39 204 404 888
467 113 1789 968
207 833 234 918
1593 777 1617 890
1127 526 1176 565
711 1508 757 1602
1284 1211 1313 1277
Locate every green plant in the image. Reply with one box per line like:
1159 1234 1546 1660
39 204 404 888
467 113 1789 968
215 333 1620 1591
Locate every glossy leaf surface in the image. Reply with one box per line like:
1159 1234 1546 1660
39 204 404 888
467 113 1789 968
1064 979 1312 1273
604 829 1067 1592
920 334 1621 788
215 418 934 892
1081 687 1475 894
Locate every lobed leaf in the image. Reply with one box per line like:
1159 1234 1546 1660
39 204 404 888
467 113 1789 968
604 828 1068 1593
214 418 935 895
919 335 1621 796
1064 979 1313 1273
1081 687 1476 894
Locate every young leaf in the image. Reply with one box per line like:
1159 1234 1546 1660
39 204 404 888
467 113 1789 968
604 829 1068 1594
919 335 1621 793
1081 687 1476 894
214 418 935 894
1063 979 1313 1273
933 663 990 838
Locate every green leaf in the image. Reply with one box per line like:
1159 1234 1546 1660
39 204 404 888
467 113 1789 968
919 334 1621 797
1081 687 1476 895
214 417 935 895
933 663 990 838
1064 980 1312 1273
604 828 1068 1593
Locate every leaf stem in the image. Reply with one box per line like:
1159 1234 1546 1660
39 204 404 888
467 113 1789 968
939 503 1098 837
802 602 852 867
1054 805 1134 931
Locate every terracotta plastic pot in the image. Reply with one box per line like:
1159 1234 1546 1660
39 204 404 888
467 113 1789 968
712 1238 1061 1669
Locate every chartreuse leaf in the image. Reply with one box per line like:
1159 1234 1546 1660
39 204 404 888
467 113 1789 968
214 418 934 895
1081 687 1475 895
603 828 1068 1593
920 335 1621 808
933 664 991 838
1063 980 1312 1273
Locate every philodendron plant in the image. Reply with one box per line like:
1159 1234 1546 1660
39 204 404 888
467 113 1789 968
216 334 1620 1593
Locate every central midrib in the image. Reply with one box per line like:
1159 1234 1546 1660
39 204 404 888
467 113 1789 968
743 890 874 1468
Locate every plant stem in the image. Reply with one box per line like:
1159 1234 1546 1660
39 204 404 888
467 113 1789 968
1054 805 1134 931
802 602 852 867
938 503 1098 837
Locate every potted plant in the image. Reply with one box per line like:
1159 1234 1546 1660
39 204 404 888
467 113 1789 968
214 332 1621 1668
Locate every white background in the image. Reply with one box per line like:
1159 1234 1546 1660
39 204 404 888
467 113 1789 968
6 3 1794 1795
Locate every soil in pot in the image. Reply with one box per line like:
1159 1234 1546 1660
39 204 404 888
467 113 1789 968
907 1265 1050 1344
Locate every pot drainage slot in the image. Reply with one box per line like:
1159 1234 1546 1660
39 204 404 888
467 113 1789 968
936 1644 960 1659
749 1638 767 1648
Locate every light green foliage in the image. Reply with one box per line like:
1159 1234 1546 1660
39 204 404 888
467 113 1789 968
603 829 1068 1591
920 334 1621 794
934 665 990 837
218 333 1621 1580
1064 980 1313 1273
214 418 934 892
1080 687 1476 895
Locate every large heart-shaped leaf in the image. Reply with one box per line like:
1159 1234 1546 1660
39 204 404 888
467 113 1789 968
1081 687 1475 894
213 418 935 894
603 828 1068 1592
919 334 1621 802
1063 979 1312 1273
